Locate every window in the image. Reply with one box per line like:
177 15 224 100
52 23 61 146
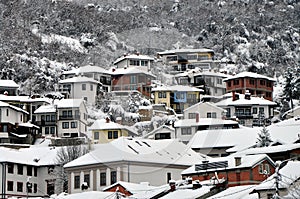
258 164 264 174
108 131 113 139
130 60 140 66
130 75 137 84
111 171 117 184
51 115 56 122
50 127 55 134
158 92 166 98
233 79 239 85
100 173 106 186
45 127 50 135
259 164 270 174
266 92 272 98
260 80 266 86
207 112 217 118
217 78 223 85
141 60 148 66
187 54 197 60
71 122 77 128
113 131 118 139
7 181 13 191
75 110 80 118
34 167 37 177
62 111 68 117
7 163 14 174
227 81 232 87
249 79 255 85
74 176 80 189
259 107 264 114
27 165 32 176
90 84 93 91
267 81 272 87
84 174 90 187
62 122 69 129
17 164 23 175
46 115 50 122
181 128 192 135
3 124 7 132
253 107 257 114
34 183 37 193
188 113 196 119
82 84 86 90
166 56 177 62
6 109 9 116
68 110 72 117
167 172 172 183
94 132 99 140
265 164 270 174
17 182 23 192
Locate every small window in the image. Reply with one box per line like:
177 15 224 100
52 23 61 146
46 115 50 122
82 84 86 90
260 80 266 86
34 183 37 193
258 164 264 174
17 164 23 175
51 115 56 122
108 131 112 139
17 182 23 192
45 127 49 135
50 127 55 134
100 173 106 186
27 165 32 176
249 79 255 85
227 81 232 87
90 84 93 91
6 109 9 116
62 111 68 117
68 110 72 117
181 128 192 135
188 113 196 119
167 172 172 183
7 163 14 174
233 79 239 85
253 107 257 114
113 131 118 139
84 174 90 187
74 176 80 189
111 171 117 184
94 132 99 140
7 181 13 191
71 122 77 128
34 167 37 177
158 92 166 98
62 122 69 129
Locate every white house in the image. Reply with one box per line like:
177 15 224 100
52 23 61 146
0 146 62 198
58 76 101 105
64 137 208 194
56 99 88 138
143 125 175 140
0 80 19 96
113 53 154 72
33 105 57 137
183 102 226 120
215 92 277 127
174 118 239 144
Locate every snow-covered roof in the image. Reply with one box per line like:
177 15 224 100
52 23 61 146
113 54 154 65
59 76 100 84
54 191 115 199
215 94 277 106
160 185 212 199
0 80 19 88
0 94 51 103
34 104 56 114
56 98 84 108
143 125 175 139
63 65 109 75
18 122 40 129
108 67 156 77
0 146 61 166
103 181 156 195
183 102 226 113
207 185 257 199
174 69 232 79
253 161 300 191
174 118 238 128
157 48 214 55
224 71 276 82
0 100 29 114
188 127 259 152
89 119 138 135
181 154 274 175
64 137 207 168
152 85 203 92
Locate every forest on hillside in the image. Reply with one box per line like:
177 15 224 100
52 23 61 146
0 0 299 94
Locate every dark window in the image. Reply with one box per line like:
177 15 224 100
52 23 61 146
51 115 56 122
6 109 9 116
94 132 99 140
100 173 106 186
233 79 239 85
7 181 13 191
82 84 86 90
167 172 172 183
84 174 90 187
62 122 69 129
68 110 72 117
17 164 23 175
227 81 232 87
111 171 117 184
46 115 50 122
108 131 112 139
74 176 80 189
253 107 257 114
249 79 255 85
34 167 37 177
113 131 118 139
50 127 55 134
90 84 93 91
71 122 77 128
260 80 266 85
158 92 166 98
17 182 23 192
7 163 14 174
27 165 32 176
45 127 49 134
62 111 68 117
267 81 272 87
207 112 217 118
34 183 37 193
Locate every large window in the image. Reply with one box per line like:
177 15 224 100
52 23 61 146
74 176 80 189
100 173 106 186
207 112 217 118
108 131 118 139
130 75 137 84
260 80 266 86
111 171 117 184
113 131 118 139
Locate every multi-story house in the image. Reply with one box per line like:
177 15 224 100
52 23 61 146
109 67 156 98
113 53 154 72
0 80 19 96
34 99 88 138
62 65 112 92
183 102 226 120
215 92 277 127
156 48 216 74
0 146 62 198
58 76 101 105
175 70 231 96
224 71 275 101
152 85 202 114
89 118 138 144
64 137 207 194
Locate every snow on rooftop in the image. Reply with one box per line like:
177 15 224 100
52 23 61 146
108 67 156 77
59 76 100 84
34 104 56 114
64 137 207 168
0 94 51 103
0 80 19 88
0 100 29 114
56 98 83 108
89 119 138 135
215 94 276 106
174 118 238 128
152 85 203 92
182 154 274 175
184 102 226 113
103 181 156 195
224 71 276 82
207 185 257 199
157 48 214 55
160 185 212 199
63 65 109 75
54 191 115 199
113 54 154 65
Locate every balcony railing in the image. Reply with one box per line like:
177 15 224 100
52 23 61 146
59 115 80 120
34 121 56 126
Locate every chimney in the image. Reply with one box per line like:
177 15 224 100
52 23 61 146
112 67 116 72
235 157 241 166
105 117 110 123
232 91 236 101
245 90 251 100
196 113 200 123
192 180 202 189
169 180 176 192
186 177 192 185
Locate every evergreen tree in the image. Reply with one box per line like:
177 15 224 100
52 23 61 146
256 126 272 147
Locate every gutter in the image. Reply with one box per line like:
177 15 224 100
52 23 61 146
1 162 6 199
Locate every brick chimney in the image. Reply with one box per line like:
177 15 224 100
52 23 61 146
196 113 200 123
105 117 110 123
169 180 176 192
232 91 236 101
235 157 241 166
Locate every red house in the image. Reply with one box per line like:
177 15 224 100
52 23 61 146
181 154 276 187
224 72 275 101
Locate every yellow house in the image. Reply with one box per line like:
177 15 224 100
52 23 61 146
89 118 138 144
152 85 202 114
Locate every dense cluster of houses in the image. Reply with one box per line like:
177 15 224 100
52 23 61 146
0 48 299 199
